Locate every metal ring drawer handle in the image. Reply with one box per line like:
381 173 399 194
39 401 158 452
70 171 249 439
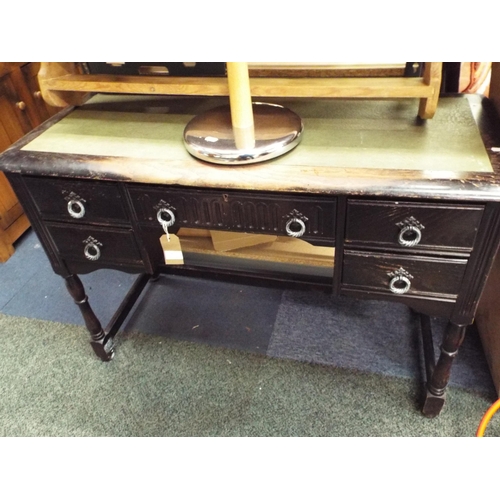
157 208 175 228
84 242 101 261
389 275 411 295
398 225 422 247
67 199 85 219
285 217 306 238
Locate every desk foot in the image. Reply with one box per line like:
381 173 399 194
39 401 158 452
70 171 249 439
422 389 446 418
90 337 115 362
65 274 115 362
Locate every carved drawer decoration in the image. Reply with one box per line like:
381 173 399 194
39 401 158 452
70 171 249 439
128 187 226 229
225 194 335 243
128 186 336 244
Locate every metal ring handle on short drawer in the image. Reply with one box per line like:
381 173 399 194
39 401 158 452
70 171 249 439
84 242 101 261
157 208 176 228
397 225 422 247
67 199 85 219
389 275 411 295
285 218 306 238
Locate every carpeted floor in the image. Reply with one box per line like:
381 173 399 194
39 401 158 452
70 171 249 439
0 313 496 436
0 229 498 436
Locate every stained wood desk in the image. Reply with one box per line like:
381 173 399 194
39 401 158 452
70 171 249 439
1 93 500 417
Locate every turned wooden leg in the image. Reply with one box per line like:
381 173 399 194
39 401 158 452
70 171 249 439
422 321 466 417
64 274 115 361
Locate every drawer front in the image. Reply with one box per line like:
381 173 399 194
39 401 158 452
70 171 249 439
345 200 484 253
45 223 143 265
128 186 336 243
342 250 467 299
129 186 226 229
23 177 129 224
225 193 336 242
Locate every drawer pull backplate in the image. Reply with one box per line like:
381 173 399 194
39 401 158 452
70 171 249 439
388 267 414 295
396 216 425 247
83 236 103 261
156 207 176 230
284 209 308 238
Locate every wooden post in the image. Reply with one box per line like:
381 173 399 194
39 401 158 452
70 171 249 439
227 62 255 149
418 62 442 119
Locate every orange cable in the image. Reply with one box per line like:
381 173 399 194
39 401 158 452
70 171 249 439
476 398 500 437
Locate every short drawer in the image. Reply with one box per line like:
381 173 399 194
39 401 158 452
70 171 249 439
23 176 129 224
128 186 336 244
45 223 143 265
345 199 484 254
342 250 468 299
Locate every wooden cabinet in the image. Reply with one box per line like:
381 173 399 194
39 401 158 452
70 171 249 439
0 62 61 262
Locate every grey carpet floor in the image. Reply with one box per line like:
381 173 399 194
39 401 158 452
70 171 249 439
0 313 496 436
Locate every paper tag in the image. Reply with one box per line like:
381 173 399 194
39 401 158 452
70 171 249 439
160 233 184 265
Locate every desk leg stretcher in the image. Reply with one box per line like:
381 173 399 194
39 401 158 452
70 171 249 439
64 269 468 418
104 273 152 339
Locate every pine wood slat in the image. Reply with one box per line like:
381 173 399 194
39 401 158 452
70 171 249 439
41 74 435 99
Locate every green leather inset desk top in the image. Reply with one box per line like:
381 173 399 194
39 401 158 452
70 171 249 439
22 94 493 173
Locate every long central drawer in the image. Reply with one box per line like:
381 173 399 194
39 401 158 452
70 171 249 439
127 186 336 244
